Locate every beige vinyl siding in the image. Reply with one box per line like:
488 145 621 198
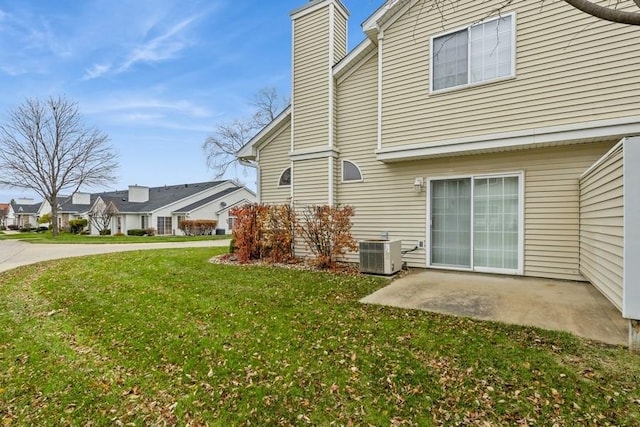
258 123 291 205
335 51 616 279
380 0 640 149
292 158 330 259
292 158 329 206
293 7 330 152
333 8 347 64
579 145 624 310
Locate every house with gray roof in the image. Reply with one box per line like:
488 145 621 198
10 198 41 228
58 180 255 235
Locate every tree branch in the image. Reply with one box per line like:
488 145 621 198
563 0 640 25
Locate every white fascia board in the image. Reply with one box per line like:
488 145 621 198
333 38 375 81
362 0 412 37
376 117 640 162
291 0 349 20
623 137 640 319
236 106 292 160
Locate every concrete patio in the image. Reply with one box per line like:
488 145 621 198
360 269 628 346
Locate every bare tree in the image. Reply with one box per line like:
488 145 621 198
203 87 288 179
88 200 119 236
419 0 640 25
0 96 118 237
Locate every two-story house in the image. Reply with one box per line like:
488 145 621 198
237 0 640 344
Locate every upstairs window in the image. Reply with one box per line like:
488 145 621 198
278 167 291 186
431 13 515 92
342 160 363 182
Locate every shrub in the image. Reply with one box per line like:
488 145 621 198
20 223 32 232
38 213 51 225
7 224 19 231
69 219 88 234
229 238 236 254
0 225 6 231
296 205 358 269
262 204 296 263
99 229 111 236
230 204 268 263
35 226 48 233
127 229 146 236
178 220 218 236
144 227 156 236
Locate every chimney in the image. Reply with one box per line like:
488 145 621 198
128 185 149 203
290 0 349 152
16 198 36 205
72 192 91 205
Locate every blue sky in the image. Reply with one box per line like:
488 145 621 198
0 0 382 203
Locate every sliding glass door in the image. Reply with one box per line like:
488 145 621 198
430 174 521 273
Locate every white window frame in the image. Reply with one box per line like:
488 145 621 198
341 160 363 183
278 167 291 187
426 171 524 275
429 12 516 94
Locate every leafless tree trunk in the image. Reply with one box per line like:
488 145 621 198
0 96 118 237
202 87 288 179
88 201 118 235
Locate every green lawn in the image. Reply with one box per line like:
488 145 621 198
0 248 638 425
0 232 229 243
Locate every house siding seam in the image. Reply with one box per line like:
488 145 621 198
579 144 624 310
379 0 640 151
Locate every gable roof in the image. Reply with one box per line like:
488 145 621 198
98 181 229 213
172 186 243 214
58 181 230 214
10 201 42 215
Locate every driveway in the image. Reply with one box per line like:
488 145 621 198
0 239 230 273
361 269 628 346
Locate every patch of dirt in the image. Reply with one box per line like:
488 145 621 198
208 253 362 276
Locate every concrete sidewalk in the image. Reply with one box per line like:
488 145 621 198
0 239 230 273
361 269 628 346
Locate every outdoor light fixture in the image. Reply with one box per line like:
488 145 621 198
414 177 424 193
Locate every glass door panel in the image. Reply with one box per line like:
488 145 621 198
430 178 472 268
473 176 519 270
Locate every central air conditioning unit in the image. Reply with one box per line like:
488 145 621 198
359 240 402 275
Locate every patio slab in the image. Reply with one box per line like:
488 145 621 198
360 269 628 346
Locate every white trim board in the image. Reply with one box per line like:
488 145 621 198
376 117 640 162
623 136 640 319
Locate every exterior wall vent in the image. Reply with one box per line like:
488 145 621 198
359 240 402 275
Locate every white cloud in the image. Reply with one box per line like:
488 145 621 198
83 63 111 80
118 15 198 73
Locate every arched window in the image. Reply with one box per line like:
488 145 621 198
342 160 362 182
278 167 291 186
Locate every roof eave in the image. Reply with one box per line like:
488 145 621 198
237 105 292 161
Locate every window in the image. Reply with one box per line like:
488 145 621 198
157 216 172 235
228 216 236 230
431 13 514 92
141 215 148 229
342 160 363 182
279 167 291 186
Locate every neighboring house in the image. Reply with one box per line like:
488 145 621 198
237 0 640 345
58 180 255 236
9 198 42 228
